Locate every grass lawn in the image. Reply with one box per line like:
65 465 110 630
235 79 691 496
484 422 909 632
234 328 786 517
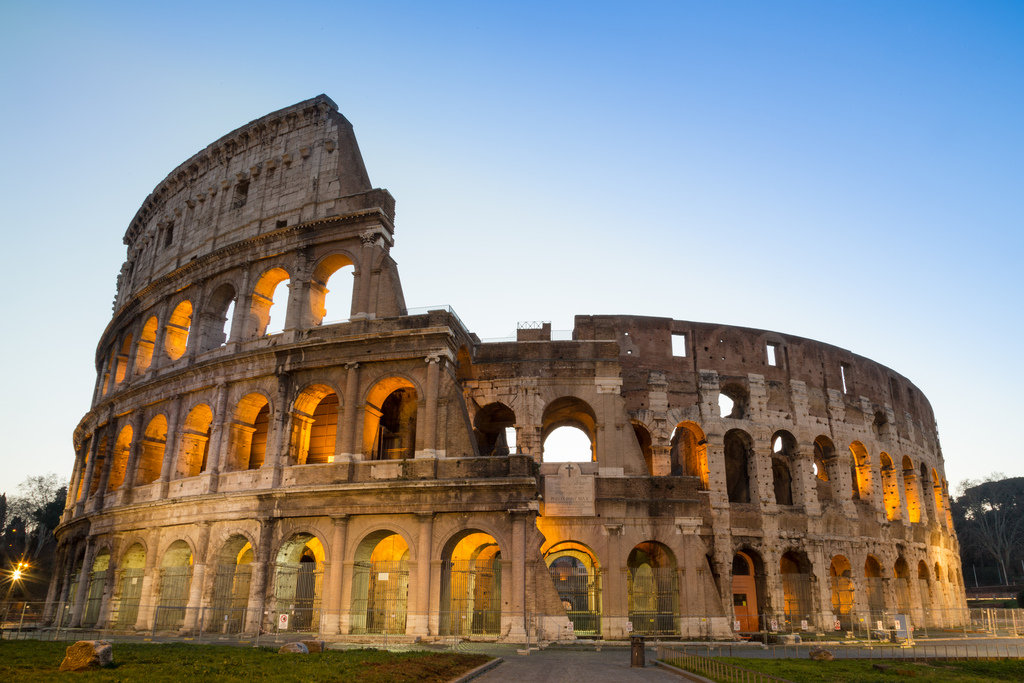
0 640 492 682
665 656 1024 682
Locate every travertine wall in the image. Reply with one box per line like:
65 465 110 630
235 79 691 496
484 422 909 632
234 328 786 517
49 96 965 642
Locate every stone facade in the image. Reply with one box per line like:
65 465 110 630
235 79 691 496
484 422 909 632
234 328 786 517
48 95 966 641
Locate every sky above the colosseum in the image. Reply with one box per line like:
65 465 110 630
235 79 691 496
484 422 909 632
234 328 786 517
0 1 1021 497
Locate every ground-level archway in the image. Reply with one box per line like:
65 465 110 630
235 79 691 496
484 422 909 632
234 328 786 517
546 541 602 636
349 531 411 635
272 533 325 632
627 542 679 635
830 555 854 630
780 551 813 628
209 535 254 634
112 543 146 629
154 540 193 631
440 531 502 636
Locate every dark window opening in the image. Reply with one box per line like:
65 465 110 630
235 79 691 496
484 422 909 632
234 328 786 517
276 219 287 229
163 224 174 248
767 343 779 367
232 180 250 209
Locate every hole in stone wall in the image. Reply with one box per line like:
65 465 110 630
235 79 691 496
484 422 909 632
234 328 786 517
671 333 687 357
766 343 779 367
232 180 249 209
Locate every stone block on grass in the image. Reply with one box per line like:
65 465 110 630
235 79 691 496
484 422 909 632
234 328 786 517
279 642 309 654
60 640 113 671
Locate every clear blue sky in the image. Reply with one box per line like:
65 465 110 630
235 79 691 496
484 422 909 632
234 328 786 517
1 1 1021 496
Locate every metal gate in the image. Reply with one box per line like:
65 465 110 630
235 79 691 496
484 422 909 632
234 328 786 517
919 579 933 627
350 560 410 634
895 578 912 615
830 576 854 630
112 568 145 628
865 577 886 618
781 574 813 626
627 566 679 635
272 562 323 632
82 570 106 627
207 564 252 634
154 566 193 630
440 559 502 636
548 564 601 636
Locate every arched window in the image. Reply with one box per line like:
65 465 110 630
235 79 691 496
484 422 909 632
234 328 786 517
107 425 134 492
249 267 290 337
849 441 873 502
670 422 708 487
199 283 237 352
137 415 167 485
363 378 418 460
879 453 901 520
164 300 193 361
541 397 597 463
176 404 213 478
813 436 837 503
902 456 922 523
114 335 132 386
134 316 158 374
226 394 270 471
310 253 355 325
723 429 752 503
475 403 516 456
632 422 654 475
771 431 796 505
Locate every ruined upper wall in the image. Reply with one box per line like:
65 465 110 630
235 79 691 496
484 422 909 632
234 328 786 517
113 95 393 311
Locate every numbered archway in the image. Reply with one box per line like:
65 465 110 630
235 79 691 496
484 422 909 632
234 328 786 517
272 534 325 632
731 550 764 633
780 551 813 628
154 541 193 631
546 541 602 636
627 542 679 636
209 535 254 634
112 543 146 629
82 549 110 628
829 555 854 630
440 531 502 636
350 531 411 635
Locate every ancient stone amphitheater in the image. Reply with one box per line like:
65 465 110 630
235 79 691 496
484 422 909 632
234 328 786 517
46 95 965 641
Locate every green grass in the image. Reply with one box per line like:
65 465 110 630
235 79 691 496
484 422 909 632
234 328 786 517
0 640 491 682
664 656 1024 683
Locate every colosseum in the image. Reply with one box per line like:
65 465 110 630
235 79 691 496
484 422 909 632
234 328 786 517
46 95 966 642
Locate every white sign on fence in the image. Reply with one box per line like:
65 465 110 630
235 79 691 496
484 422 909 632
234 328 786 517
626 621 633 632
278 613 289 630
770 620 778 632
800 620 808 630
378 573 389 581
733 620 741 631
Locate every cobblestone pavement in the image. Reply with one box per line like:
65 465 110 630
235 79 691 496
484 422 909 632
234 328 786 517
471 648 680 682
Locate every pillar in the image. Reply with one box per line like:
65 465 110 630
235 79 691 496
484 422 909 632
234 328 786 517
507 510 529 640
353 232 377 319
322 515 349 634
119 411 146 501
182 523 212 633
205 382 230 493
245 518 276 634
227 265 251 345
89 421 119 512
268 372 291 487
69 539 97 628
157 395 183 499
418 355 441 459
339 362 361 461
134 529 162 630
408 512 434 635
75 432 102 516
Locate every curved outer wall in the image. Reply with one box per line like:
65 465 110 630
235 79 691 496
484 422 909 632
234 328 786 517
48 96 965 641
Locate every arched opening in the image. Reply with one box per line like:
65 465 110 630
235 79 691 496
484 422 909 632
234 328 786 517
88 434 108 498
114 335 132 386
880 453 901 520
363 378 418 460
250 267 291 337
932 468 948 529
475 403 516 456
272 534 325 632
292 385 339 465
813 436 836 503
723 429 752 504
850 441 873 502
627 542 679 635
107 425 133 492
154 540 193 631
918 560 933 626
199 282 237 352
632 422 654 475
731 551 763 632
670 422 709 487
830 555 854 630
864 556 886 617
137 415 167 486
210 535 254 633
894 558 912 614
546 541 602 636
134 316 158 374
902 456 922 523
226 394 270 471
351 531 411 635
771 431 796 505
176 404 213 479
82 549 110 627
718 383 748 419
310 253 355 325
112 543 146 629
873 411 892 441
780 551 813 627
541 397 597 463
63 554 84 625
164 300 193 361
440 531 502 636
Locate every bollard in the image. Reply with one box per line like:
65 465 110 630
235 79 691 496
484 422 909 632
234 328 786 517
630 635 645 667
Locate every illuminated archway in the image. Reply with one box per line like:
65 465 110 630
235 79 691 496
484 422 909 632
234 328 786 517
310 253 355 325
112 543 146 628
541 397 597 463
82 549 110 628
154 540 193 631
164 300 193 361
780 551 813 626
199 282 237 352
137 415 167 485
849 442 873 502
114 335 132 386
627 541 679 635
209 535 254 633
829 555 854 630
134 316 158 374
107 425 134 491
546 541 601 636
226 393 271 471
902 456 922 523
272 533 325 632
813 436 837 503
363 377 418 460
249 267 290 337
879 453 901 520
440 530 502 636
292 384 339 465
671 422 708 487
350 531 411 635
864 555 886 616
176 404 213 479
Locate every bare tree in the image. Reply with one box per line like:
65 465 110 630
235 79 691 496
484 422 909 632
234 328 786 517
952 474 1024 585
7 474 66 559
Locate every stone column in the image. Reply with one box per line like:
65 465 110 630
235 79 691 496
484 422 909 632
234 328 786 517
408 512 434 635
75 432 101 516
507 510 530 640
119 411 146 501
157 395 183 499
69 539 97 628
227 264 251 345
205 382 230 493
245 518 276 634
418 355 441 459
322 515 349 634
602 523 627 638
150 302 171 372
353 232 377 319
269 372 291 487
89 421 120 512
339 363 361 461
182 523 212 633
134 528 162 631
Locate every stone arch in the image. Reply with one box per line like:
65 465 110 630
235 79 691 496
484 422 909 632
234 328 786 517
813 435 837 503
541 396 598 463
902 456 922 523
309 252 356 326
249 266 291 337
106 424 134 492
670 421 708 486
731 549 766 632
718 382 748 419
209 533 256 629
164 299 193 361
292 383 341 465
632 421 654 474
82 547 111 627
114 334 132 386
545 540 602 636
894 557 913 614
439 529 503 637
849 441 873 502
136 414 167 485
133 315 158 374
879 453 901 520
154 539 194 631
780 550 813 625
350 528 413 635
475 402 516 456
363 376 418 460
175 403 213 479
272 532 326 632
626 541 679 635
225 392 272 471
198 280 237 352
723 429 753 504
931 467 948 529
112 542 146 628
864 555 886 615
829 555 854 629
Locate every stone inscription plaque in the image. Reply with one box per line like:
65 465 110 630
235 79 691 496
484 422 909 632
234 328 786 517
544 463 595 517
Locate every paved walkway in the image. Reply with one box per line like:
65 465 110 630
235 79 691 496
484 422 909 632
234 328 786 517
473 649 680 682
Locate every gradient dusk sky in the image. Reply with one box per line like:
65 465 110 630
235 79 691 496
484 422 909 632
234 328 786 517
0 1 1021 495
